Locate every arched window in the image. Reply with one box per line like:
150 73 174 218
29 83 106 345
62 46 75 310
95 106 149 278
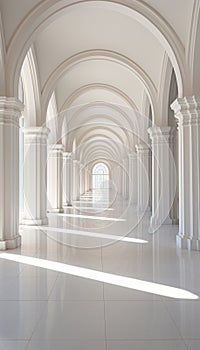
92 163 109 189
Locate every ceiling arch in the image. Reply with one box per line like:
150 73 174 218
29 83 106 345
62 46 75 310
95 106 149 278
40 51 157 121
60 83 138 111
76 128 128 149
5 0 186 99
66 101 138 133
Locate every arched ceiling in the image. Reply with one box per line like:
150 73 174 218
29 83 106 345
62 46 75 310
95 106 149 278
0 0 198 168
0 0 194 52
34 3 164 91
53 59 145 113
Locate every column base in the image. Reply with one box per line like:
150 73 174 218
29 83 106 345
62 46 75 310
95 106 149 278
63 203 73 207
21 217 48 225
163 216 173 225
176 234 200 250
149 215 172 233
47 208 64 213
0 235 21 250
172 218 179 225
149 222 159 234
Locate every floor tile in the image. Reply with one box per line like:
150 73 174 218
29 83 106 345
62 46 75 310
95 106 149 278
0 340 28 350
185 340 200 350
66 247 103 270
0 301 46 340
49 275 103 300
0 260 25 278
0 342 28 350
107 340 188 350
165 300 200 339
105 300 181 340
26 340 106 350
20 265 59 278
0 275 57 301
32 301 105 340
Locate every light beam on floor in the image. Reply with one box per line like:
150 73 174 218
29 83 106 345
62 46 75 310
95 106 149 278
0 253 198 300
48 213 125 222
68 206 114 211
20 225 148 244
73 200 111 204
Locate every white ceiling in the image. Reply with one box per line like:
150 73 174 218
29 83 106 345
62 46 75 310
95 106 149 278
0 0 197 164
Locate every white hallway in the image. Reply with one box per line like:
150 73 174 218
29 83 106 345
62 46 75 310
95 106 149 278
0 0 200 349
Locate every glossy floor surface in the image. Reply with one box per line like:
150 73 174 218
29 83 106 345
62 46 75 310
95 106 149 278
0 189 200 350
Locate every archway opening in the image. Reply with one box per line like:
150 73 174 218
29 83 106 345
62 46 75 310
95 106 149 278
92 163 109 190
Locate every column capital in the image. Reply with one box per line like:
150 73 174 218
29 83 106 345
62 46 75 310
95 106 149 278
0 97 24 127
23 126 50 139
171 96 200 126
63 152 72 161
128 153 137 161
80 163 85 170
135 143 150 154
48 143 64 153
73 159 80 165
148 126 176 143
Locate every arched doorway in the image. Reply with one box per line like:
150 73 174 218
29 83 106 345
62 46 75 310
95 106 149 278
92 163 109 189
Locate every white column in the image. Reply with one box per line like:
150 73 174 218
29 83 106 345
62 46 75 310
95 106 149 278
119 165 123 195
125 159 129 199
47 144 64 213
83 167 86 194
88 168 92 191
72 160 80 201
85 167 88 193
170 130 179 224
122 159 129 199
136 144 150 212
80 164 85 195
76 161 80 199
148 127 176 230
0 97 23 250
129 153 137 205
122 160 126 198
86 167 91 192
63 152 72 206
22 127 49 225
171 96 200 250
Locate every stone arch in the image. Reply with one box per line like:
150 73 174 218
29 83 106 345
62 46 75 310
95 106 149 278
20 46 41 127
6 0 185 103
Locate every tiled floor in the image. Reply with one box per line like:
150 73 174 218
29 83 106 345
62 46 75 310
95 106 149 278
0 190 200 349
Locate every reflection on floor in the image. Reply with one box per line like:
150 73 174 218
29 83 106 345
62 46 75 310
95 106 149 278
0 189 200 350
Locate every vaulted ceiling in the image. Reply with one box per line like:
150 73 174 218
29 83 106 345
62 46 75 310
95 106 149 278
0 0 199 168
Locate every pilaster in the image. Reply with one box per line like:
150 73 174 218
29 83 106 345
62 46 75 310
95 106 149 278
72 160 80 201
122 159 129 199
171 96 200 250
135 143 150 212
47 144 64 212
0 97 23 249
148 126 176 231
22 127 49 225
129 153 137 205
63 152 72 206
